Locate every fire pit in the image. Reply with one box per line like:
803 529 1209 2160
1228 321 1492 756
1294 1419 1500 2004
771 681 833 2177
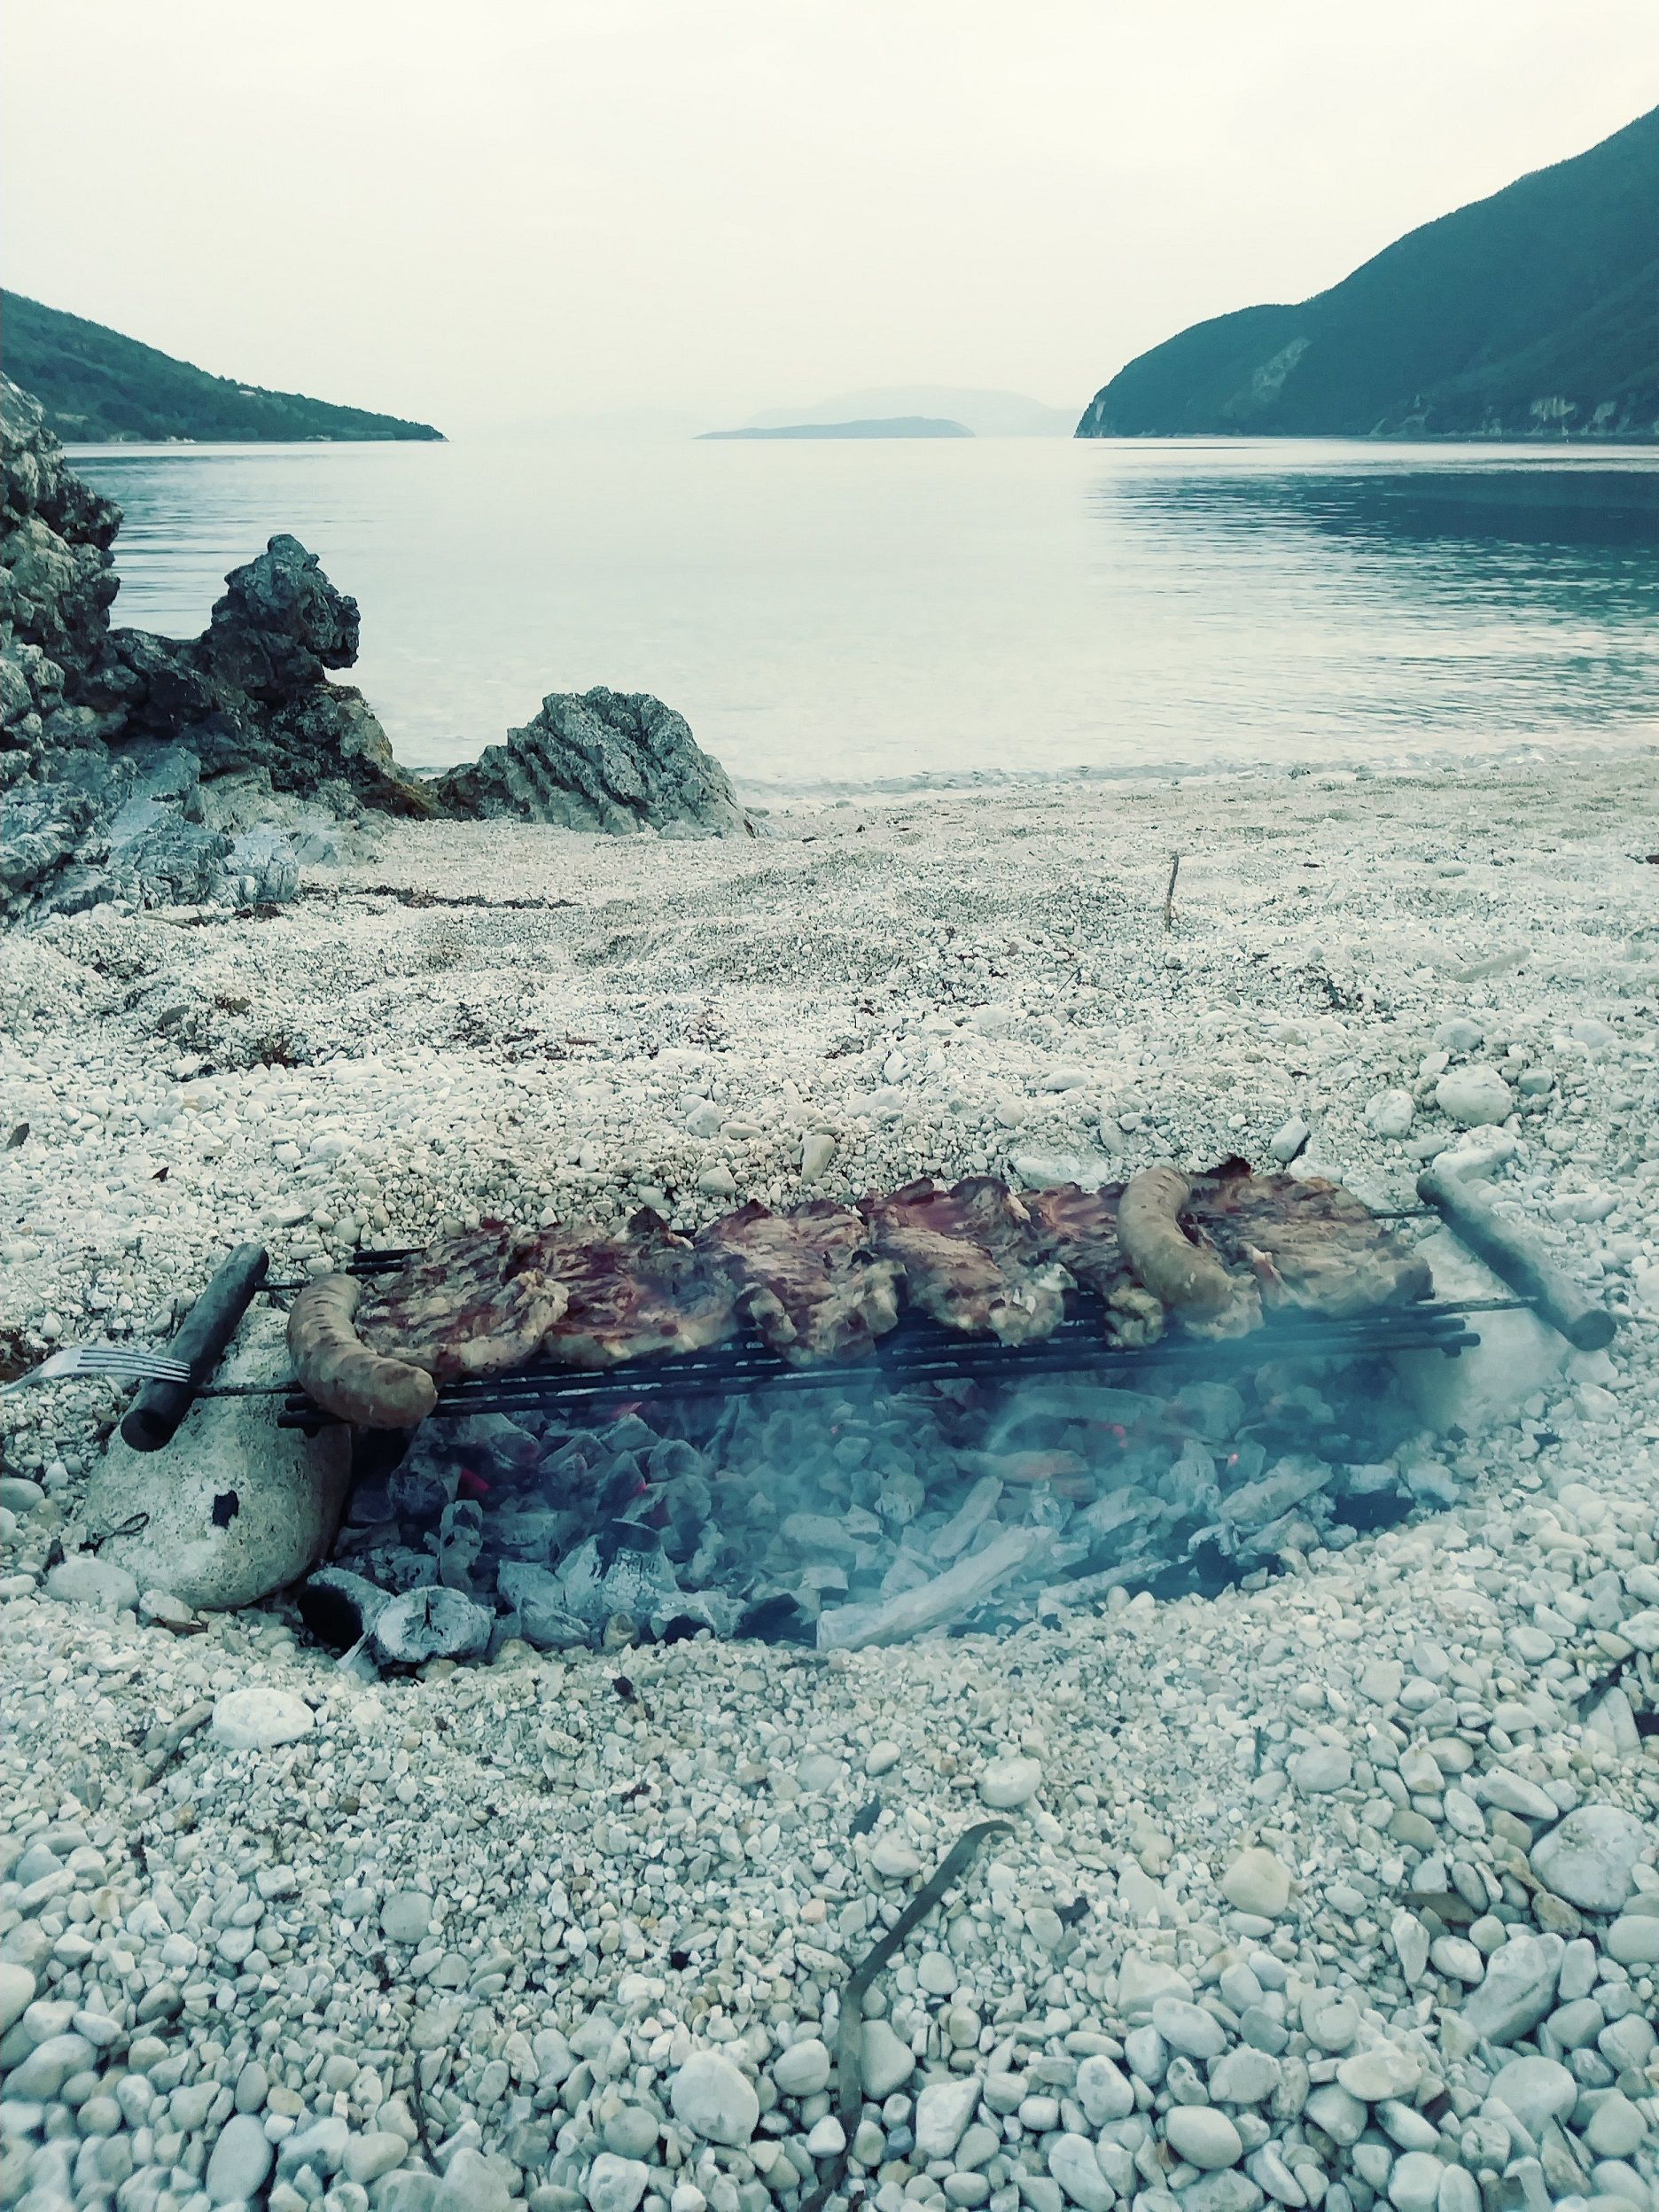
73 1157 1609 1660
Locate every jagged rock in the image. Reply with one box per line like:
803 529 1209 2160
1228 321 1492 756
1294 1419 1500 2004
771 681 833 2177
432 686 753 837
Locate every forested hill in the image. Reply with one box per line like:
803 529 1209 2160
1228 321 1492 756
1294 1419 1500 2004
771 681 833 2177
1078 104 1659 441
4 294 443 443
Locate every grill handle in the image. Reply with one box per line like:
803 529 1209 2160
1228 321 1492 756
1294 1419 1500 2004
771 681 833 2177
120 1242 270 1452
1417 1169 1614 1351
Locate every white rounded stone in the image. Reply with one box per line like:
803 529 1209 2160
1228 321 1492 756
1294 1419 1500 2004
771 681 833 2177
586 2154 649 2212
670 2050 759 2146
861 2019 915 2097
1074 2054 1134 2125
977 1756 1042 1809
1530 1804 1647 1912
211 1686 314 1750
915 2074 981 2159
772 2038 831 2097
206 2114 276 2205
1219 1847 1291 1917
1336 2045 1421 2102
1164 2107 1242 2169
0 1963 35 2037
1488 2055 1576 2130
1434 1066 1514 1128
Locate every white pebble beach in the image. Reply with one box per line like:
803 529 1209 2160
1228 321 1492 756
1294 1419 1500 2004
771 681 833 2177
4 749 1659 2212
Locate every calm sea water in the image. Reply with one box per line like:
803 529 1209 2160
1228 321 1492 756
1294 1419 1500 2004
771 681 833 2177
71 436 1659 796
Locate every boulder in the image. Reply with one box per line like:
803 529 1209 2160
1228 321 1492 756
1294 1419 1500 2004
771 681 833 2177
67 1306 350 1610
432 686 753 837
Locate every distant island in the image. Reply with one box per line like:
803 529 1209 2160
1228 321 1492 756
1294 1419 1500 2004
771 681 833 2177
1078 102 1659 441
742 386 1075 436
5 293 445 444
700 416 972 440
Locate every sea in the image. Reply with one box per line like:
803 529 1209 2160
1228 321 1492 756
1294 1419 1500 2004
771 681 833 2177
70 434 1659 799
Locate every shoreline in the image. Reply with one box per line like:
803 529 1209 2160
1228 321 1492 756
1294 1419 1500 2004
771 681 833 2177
4 750 1659 2212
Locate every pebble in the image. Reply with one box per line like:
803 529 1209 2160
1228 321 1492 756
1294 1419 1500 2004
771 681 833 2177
1386 2151 1444 2212
0 1963 35 2036
1434 1065 1514 1126
915 2074 981 2158
1335 2045 1420 2102
1048 2132 1115 2212
1604 1912 1659 1965
1074 2054 1134 2125
210 1685 315 1749
870 1834 923 1878
1164 2107 1243 2169
206 2112 276 2204
772 2038 831 2096
43 1556 138 1611
586 2154 649 2212
382 1889 435 1942
670 2051 759 2146
1488 2054 1577 2129
1529 1803 1648 1912
1152 1997 1227 2060
1219 1847 1291 1917
1460 1932 1562 2045
861 2019 915 2097
977 1754 1043 1808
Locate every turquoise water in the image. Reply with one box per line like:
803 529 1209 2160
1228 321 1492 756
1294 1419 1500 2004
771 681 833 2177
72 435 1659 793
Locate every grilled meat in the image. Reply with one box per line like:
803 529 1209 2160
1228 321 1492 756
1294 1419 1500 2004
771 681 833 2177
861 1176 1071 1344
354 1221 570 1382
697 1199 901 1366
1024 1182 1165 1347
1190 1164 1432 1317
532 1209 739 1366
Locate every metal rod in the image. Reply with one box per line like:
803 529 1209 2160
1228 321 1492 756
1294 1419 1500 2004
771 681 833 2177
1417 1168 1616 1351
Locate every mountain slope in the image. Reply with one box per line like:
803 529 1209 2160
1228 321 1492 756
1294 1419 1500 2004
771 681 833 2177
1079 105 1659 440
3 294 443 443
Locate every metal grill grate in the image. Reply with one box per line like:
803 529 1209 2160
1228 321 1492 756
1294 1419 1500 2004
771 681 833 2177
276 1289 1484 1429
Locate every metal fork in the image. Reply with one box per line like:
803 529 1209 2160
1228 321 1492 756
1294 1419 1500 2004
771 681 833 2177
0 1346 193 1396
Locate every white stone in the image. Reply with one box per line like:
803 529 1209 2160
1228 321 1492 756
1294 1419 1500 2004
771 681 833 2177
870 1834 923 1879
1530 1803 1647 1912
806 2115 845 2157
1048 2133 1114 2212
799 1131 837 1184
773 2038 831 2096
44 1556 139 1611
586 2154 649 2212
915 2074 981 2159
1336 2045 1421 2102
1074 2054 1134 2125
68 1313 350 1610
1219 1847 1291 1917
381 1891 434 1943
1434 1065 1514 1127
0 1963 35 2037
342 2132 409 2185
1269 1118 1311 1163
206 2114 276 2205
1460 1933 1562 2045
1305 2084 1367 2146
1164 2107 1242 2170
1209 2048 1282 2105
1391 1910 1430 1986
1605 1913 1659 1966
977 1755 1042 1809
1289 1747 1351 1795
211 1686 314 1750
1366 1088 1415 1138
1583 2091 1647 2158
1387 2152 1444 2212
1151 1997 1227 2060
861 2019 915 2097
1487 2055 1576 2130
670 2050 759 2146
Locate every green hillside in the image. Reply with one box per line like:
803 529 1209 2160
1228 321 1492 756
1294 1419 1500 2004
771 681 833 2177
1079 105 1659 440
3 293 443 443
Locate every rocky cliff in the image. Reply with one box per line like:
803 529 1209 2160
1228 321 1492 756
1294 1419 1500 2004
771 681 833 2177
0 378 750 917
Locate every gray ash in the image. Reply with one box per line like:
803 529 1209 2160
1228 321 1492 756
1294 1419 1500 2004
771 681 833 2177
312 1347 1437 1663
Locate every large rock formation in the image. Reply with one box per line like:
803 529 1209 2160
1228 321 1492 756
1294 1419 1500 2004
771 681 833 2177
1 373 751 915
1 376 428 915
432 688 752 837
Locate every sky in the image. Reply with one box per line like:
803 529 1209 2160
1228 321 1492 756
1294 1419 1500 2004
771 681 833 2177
5 0 1657 435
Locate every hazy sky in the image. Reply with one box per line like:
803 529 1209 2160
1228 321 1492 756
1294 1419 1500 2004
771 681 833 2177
6 1 1656 433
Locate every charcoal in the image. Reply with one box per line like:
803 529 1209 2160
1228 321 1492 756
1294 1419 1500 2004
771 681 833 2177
371 1585 494 1664
297 1567 390 1650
